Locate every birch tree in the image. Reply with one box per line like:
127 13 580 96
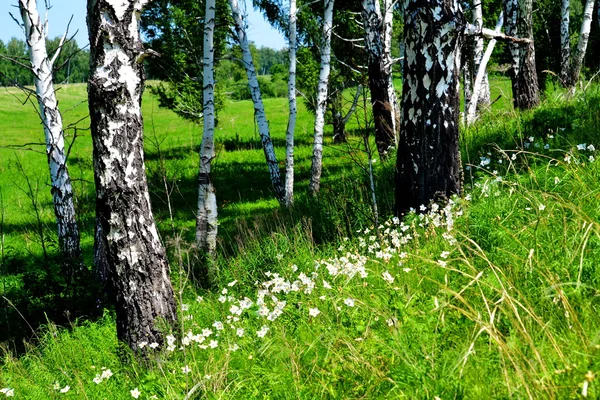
504 0 539 110
18 0 82 268
472 0 490 108
87 0 177 350
309 0 334 195
362 0 398 158
196 0 218 256
466 11 504 124
229 0 285 203
560 0 570 85
382 0 399 141
395 0 464 214
569 0 595 88
285 0 297 207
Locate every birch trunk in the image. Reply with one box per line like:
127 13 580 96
18 0 82 269
383 0 400 142
569 0 595 88
308 0 334 194
87 0 177 351
395 0 463 215
467 12 504 124
362 0 396 158
285 0 297 208
560 0 571 86
472 0 490 107
504 0 539 110
229 0 285 203
196 0 218 257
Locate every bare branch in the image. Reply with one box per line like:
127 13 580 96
49 15 74 67
465 24 531 44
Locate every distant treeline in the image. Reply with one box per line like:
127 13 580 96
0 37 89 87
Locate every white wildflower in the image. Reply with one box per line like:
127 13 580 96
100 369 113 381
344 298 355 307
149 342 159 349
213 321 224 331
577 143 587 150
236 328 245 337
209 340 218 349
181 303 189 311
257 325 270 338
382 271 395 284
309 308 321 317
182 365 192 374
131 388 141 399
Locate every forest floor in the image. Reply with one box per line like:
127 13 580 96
1 77 600 398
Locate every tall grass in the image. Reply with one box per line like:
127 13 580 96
1 82 600 398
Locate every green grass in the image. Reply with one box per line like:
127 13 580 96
2 80 600 398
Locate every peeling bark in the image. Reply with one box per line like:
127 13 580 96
285 0 297 208
504 0 539 110
362 0 396 158
309 0 335 195
196 0 218 257
19 0 82 269
229 0 285 203
395 0 463 215
87 0 177 351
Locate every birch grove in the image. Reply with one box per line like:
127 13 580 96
196 0 218 257
18 0 82 268
285 0 297 208
87 0 177 351
229 0 285 203
309 0 335 195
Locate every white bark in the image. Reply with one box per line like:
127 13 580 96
472 0 490 107
467 11 504 125
230 0 285 202
309 0 334 194
18 0 81 265
560 0 571 85
382 0 399 138
285 0 297 208
196 0 218 256
570 0 595 88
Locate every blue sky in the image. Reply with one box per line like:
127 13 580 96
0 0 287 50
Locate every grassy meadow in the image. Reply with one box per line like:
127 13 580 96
1 76 600 398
